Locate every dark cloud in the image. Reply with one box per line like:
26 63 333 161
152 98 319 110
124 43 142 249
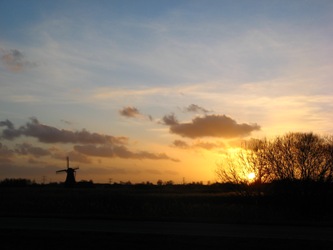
67 151 92 164
0 118 127 145
74 145 115 158
183 104 210 114
74 144 179 162
119 106 154 121
172 139 226 150
0 120 14 129
15 143 50 158
119 106 140 118
1 49 37 72
52 150 92 164
172 140 189 149
168 115 260 139
0 119 21 140
161 113 179 126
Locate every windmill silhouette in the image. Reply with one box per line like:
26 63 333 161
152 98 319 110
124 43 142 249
56 156 79 187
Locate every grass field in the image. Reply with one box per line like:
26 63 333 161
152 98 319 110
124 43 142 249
1 185 333 249
1 185 332 225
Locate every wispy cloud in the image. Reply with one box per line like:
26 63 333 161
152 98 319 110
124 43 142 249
15 143 50 158
1 49 37 72
181 104 210 114
93 87 173 100
172 139 226 150
52 150 92 164
74 144 179 162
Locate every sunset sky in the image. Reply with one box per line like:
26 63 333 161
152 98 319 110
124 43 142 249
1 0 333 184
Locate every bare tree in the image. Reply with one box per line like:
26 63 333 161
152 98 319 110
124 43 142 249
216 132 333 196
216 138 272 196
266 132 333 182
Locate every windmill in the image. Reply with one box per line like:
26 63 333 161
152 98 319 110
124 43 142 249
56 156 79 187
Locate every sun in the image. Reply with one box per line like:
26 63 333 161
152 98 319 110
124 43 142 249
247 172 256 180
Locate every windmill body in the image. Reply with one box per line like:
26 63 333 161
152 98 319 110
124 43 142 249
56 157 79 187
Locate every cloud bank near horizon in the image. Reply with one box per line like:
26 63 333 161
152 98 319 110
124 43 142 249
0 118 178 163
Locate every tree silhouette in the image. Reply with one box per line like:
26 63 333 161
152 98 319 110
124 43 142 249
216 132 333 197
266 133 333 183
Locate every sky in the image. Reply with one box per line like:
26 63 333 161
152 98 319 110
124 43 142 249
1 0 333 184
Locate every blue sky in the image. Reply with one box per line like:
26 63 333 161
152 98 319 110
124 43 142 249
1 0 333 183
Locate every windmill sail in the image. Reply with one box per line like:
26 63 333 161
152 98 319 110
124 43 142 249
56 169 67 173
56 157 78 187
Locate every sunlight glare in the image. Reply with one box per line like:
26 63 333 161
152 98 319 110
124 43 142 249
247 172 256 180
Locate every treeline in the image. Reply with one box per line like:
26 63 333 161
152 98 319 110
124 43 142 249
217 132 333 197
0 178 245 193
0 178 37 187
0 178 94 188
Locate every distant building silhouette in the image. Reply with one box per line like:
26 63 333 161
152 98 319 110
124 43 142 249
56 157 79 187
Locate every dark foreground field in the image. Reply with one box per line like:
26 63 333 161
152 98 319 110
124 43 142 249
1 217 333 249
2 228 333 250
1 185 333 249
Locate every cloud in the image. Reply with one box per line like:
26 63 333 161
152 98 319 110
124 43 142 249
15 143 51 158
93 87 170 100
1 49 37 72
0 118 178 167
172 140 189 149
161 113 179 126
0 118 127 145
0 120 21 140
52 150 92 164
0 120 14 129
74 144 179 162
119 106 154 121
119 106 141 118
167 115 260 139
172 139 226 150
183 104 210 114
